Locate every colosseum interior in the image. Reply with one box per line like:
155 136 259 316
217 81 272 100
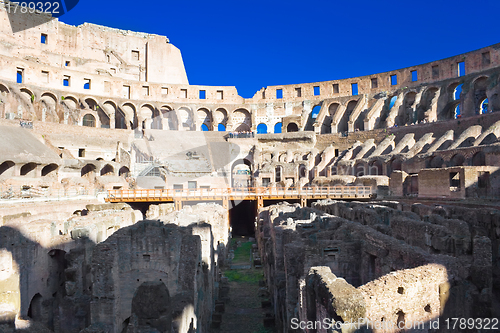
0 2 500 333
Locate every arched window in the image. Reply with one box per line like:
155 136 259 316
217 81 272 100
287 123 299 132
201 124 209 131
274 122 282 133
257 123 267 134
82 114 96 127
480 98 489 114
454 84 463 100
217 123 226 131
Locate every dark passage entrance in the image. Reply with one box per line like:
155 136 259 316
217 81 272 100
229 200 256 236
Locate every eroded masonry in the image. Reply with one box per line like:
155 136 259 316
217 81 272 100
0 2 500 333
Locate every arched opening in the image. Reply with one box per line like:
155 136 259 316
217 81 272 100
40 92 58 122
454 104 461 119
398 92 417 126
339 100 357 134
275 165 283 183
472 151 486 166
232 108 252 132
197 108 212 131
454 84 463 101
131 282 172 332
474 77 488 115
41 164 58 176
0 161 15 176
100 164 114 176
257 123 267 134
201 124 209 131
82 114 96 127
274 122 282 133
28 293 43 322
286 122 299 132
81 164 96 177
389 158 402 175
322 103 339 134
214 108 228 131
354 163 365 177
97 107 110 128
178 107 193 130
0 84 9 94
417 88 438 122
119 166 130 177
113 107 126 129
84 98 98 111
217 123 226 131
298 164 307 179
429 156 444 168
20 163 37 176
121 103 137 129
479 133 498 145
232 159 252 188
62 96 78 109
370 160 383 175
480 98 489 114
449 154 465 167
20 88 34 103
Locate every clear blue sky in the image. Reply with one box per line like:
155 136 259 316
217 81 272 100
60 0 500 98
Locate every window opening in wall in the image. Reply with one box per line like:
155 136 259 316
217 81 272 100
17 68 23 83
106 54 110 62
480 98 489 114
454 105 461 119
313 86 320 96
78 149 85 157
274 122 282 133
295 87 301 97
454 84 462 100
262 177 270 187
84 78 91 90
199 90 206 99
371 78 378 88
131 50 140 61
41 33 47 44
216 90 223 99
181 89 187 98
276 88 283 99
173 184 183 191
201 124 209 131
478 171 490 189
351 83 358 96
65 61 70 66
142 86 149 96
333 84 339 94
432 65 439 79
82 114 95 127
457 61 465 77
161 87 168 95
63 75 70 87
411 70 418 82
311 105 321 119
218 123 226 131
41 71 49 83
335 149 339 157
188 181 197 189
122 85 130 99
275 166 282 182
449 172 460 191
390 74 397 85
482 51 491 65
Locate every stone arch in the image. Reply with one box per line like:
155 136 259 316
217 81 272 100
0 83 10 94
131 282 172 333
257 123 267 134
160 105 177 130
473 76 489 115
232 159 252 188
121 103 137 129
369 160 383 175
339 100 357 134
0 161 15 176
449 154 465 167
20 87 34 103
84 97 99 111
232 108 252 132
81 163 96 177
140 103 161 129
286 122 299 132
41 164 58 177
20 162 37 176
27 293 43 322
322 102 340 134
178 106 194 130
397 91 417 126
62 95 79 109
119 166 130 177
388 158 402 175
274 122 282 133
429 155 444 168
197 108 212 131
100 164 114 176
82 113 96 127
298 163 307 179
214 108 228 130
39 92 59 122
472 151 486 166
354 162 365 176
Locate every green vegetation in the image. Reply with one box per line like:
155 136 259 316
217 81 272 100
232 240 253 263
224 269 263 284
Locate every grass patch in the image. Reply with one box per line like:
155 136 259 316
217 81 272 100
233 241 253 263
224 269 263 284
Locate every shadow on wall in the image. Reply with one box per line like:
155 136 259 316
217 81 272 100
0 219 214 333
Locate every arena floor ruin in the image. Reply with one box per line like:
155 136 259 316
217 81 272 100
0 3 500 333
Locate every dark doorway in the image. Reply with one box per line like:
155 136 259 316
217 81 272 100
229 200 256 236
